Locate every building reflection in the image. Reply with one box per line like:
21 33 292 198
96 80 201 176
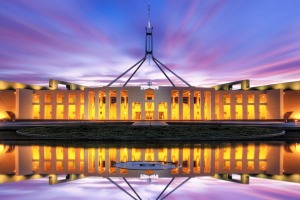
1 143 300 184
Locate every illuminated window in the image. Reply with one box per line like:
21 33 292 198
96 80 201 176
182 148 190 174
109 148 117 174
57 93 64 103
259 105 267 119
235 145 243 159
68 161 75 171
68 148 75 160
45 94 52 103
247 144 255 159
132 102 141 120
235 94 242 103
223 105 231 119
247 94 254 103
88 148 95 173
235 105 243 119
171 90 179 120
68 105 76 119
44 146 51 160
204 91 211 120
88 91 95 120
44 162 51 171
120 90 128 120
247 161 254 170
98 148 106 173
56 161 64 170
259 161 266 171
193 148 201 173
145 148 154 161
223 147 230 159
120 148 128 162
44 105 52 119
80 148 84 160
204 148 211 173
32 146 40 160
194 91 201 120
224 161 230 170
259 94 267 103
80 93 84 103
132 148 141 161
69 93 76 103
183 91 190 120
223 94 230 104
109 91 117 120
145 89 154 100
259 144 267 159
247 105 255 119
158 102 167 120
80 161 84 171
56 105 64 119
235 161 242 170
33 105 40 119
171 148 179 174
32 161 39 171
56 147 64 160
33 94 40 103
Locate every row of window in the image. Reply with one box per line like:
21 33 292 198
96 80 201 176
33 93 84 104
219 94 267 104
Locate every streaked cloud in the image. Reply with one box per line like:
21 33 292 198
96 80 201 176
0 0 300 87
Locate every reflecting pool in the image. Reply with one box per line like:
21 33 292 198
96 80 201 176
0 142 300 199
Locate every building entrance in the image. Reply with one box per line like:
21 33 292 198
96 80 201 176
146 111 154 120
145 102 154 120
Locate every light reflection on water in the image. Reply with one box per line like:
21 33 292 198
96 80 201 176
0 142 300 200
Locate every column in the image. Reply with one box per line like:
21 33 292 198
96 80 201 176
84 90 89 120
95 90 99 120
201 91 205 120
116 90 121 120
179 90 183 120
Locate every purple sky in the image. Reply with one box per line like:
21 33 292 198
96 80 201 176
1 0 300 87
1 176 300 200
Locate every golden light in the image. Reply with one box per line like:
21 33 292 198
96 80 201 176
144 170 154 175
0 112 6 119
295 143 300 153
294 114 300 120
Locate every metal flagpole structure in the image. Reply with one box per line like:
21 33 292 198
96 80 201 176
106 0 191 87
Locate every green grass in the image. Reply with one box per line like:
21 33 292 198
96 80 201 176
18 124 283 140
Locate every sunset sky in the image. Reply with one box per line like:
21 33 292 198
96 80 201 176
1 0 300 88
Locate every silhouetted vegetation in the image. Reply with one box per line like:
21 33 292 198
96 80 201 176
17 124 283 141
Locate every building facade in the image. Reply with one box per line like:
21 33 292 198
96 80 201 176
0 79 300 121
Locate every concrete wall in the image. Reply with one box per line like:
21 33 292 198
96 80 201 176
16 89 33 119
15 146 33 175
266 144 283 175
283 90 300 119
266 89 283 119
0 90 16 119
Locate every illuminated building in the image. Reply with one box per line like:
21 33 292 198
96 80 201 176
2 143 300 183
1 79 300 121
0 3 300 122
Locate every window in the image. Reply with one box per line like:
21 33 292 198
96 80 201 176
45 94 52 103
145 89 154 100
69 93 76 103
223 94 230 104
33 94 40 103
247 94 254 103
57 93 64 103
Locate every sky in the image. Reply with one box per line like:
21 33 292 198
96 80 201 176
1 0 300 88
1 176 300 200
